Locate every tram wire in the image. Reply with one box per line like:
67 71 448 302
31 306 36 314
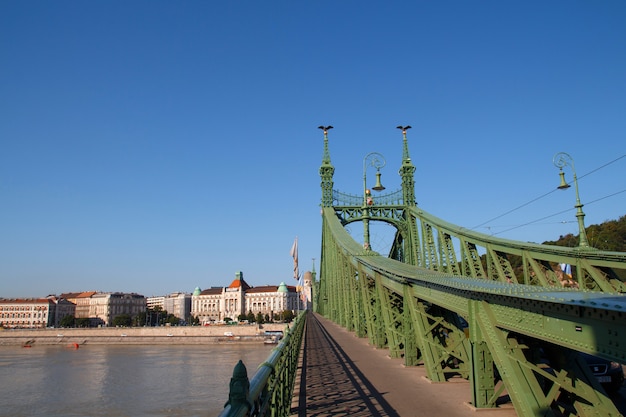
471 153 626 232
491 188 626 236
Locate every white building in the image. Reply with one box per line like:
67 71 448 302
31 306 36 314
146 296 165 311
163 292 191 322
62 292 146 327
191 271 306 324
302 270 314 310
92 292 146 326
0 296 75 329
62 291 97 320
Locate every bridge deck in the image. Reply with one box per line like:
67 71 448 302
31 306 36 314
290 313 518 417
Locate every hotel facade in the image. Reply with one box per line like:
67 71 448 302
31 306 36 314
191 271 311 324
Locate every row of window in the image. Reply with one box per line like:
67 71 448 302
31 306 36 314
197 303 220 311
1 321 48 329
193 299 291 309
1 313 48 319
1 319 46 324
0 306 48 311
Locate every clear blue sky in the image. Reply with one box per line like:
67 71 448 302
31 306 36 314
2 1 625 298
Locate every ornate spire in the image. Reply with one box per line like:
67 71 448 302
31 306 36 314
319 125 335 207
319 125 333 165
397 125 412 164
397 125 416 206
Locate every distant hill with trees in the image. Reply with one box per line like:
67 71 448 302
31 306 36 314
542 215 626 251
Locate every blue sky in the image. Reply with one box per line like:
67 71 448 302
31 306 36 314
1 1 625 298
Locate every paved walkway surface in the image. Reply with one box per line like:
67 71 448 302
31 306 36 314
290 313 518 417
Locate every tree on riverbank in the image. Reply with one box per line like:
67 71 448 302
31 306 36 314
113 314 132 327
281 310 294 323
60 315 75 328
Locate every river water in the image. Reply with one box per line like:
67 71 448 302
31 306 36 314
0 344 276 417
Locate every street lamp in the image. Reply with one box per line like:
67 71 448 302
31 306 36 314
553 152 589 247
363 152 386 250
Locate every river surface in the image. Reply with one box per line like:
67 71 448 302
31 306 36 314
0 343 276 417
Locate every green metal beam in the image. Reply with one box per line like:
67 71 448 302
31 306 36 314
317 130 626 416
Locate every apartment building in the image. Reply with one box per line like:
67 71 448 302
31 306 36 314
61 291 146 326
0 296 75 329
146 292 191 322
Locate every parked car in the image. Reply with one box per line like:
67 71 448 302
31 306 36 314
581 353 624 393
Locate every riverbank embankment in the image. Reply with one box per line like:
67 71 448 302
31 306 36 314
0 323 289 346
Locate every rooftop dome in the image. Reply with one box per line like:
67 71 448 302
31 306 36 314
277 282 288 293
193 287 202 296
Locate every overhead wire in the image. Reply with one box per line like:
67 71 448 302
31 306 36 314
470 188 558 230
491 189 626 236
471 153 626 233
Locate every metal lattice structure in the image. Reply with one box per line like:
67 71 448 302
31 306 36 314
316 128 626 417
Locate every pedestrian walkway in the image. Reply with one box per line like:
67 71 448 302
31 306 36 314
290 313 518 417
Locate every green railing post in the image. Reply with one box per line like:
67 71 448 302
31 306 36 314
224 360 252 414
218 311 307 417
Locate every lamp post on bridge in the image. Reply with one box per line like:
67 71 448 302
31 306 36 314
553 152 589 248
362 152 386 251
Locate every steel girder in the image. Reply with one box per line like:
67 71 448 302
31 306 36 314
357 264 386 348
319 207 626 416
317 128 626 415
401 285 419 366
374 273 404 359
471 300 620 416
437 231 461 275
407 207 626 293
403 293 471 383
333 205 406 226
420 223 438 270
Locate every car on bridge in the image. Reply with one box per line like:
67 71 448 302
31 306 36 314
581 353 624 394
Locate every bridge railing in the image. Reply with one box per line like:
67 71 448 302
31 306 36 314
332 189 404 207
329 194 626 292
407 206 626 292
218 311 306 417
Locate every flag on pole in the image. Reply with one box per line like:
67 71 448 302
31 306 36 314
290 237 299 280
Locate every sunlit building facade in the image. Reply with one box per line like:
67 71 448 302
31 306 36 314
0 296 75 329
191 271 306 324
61 291 146 326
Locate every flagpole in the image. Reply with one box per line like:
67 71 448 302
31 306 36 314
290 237 300 313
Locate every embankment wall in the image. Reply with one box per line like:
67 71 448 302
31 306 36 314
0 323 290 346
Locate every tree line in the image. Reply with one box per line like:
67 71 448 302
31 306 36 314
59 306 297 328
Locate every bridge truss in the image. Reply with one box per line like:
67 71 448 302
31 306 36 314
317 128 626 417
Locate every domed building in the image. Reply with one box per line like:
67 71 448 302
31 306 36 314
191 271 308 324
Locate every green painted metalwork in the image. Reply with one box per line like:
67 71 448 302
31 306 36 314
218 312 306 417
356 263 384 347
319 126 335 209
375 273 404 358
317 127 626 416
468 300 497 408
401 285 419 367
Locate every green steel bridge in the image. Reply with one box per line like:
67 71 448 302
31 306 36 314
315 126 626 416
220 128 625 417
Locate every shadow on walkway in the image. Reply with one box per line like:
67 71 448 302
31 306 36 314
291 313 400 417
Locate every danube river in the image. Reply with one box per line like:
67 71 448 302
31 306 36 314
0 343 276 417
